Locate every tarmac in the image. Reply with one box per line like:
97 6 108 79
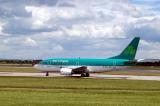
0 72 160 81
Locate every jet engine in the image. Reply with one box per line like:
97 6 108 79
60 68 72 75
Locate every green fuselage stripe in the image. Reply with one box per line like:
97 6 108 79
40 58 129 66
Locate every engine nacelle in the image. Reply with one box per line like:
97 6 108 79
60 68 72 75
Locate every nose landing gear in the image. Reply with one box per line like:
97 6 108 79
46 72 49 76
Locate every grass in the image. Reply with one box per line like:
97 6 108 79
0 63 32 67
1 90 160 106
0 67 36 72
0 63 36 73
0 77 160 106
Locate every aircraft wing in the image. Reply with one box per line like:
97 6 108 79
72 66 87 74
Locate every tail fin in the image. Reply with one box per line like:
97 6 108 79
110 37 140 60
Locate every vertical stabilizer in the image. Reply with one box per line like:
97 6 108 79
110 37 140 60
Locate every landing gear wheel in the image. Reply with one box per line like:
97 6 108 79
86 73 90 77
81 73 90 77
46 72 49 76
81 73 86 77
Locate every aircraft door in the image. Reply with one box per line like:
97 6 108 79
113 60 117 70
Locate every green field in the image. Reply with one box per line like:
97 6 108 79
0 67 36 72
0 63 32 67
0 77 160 106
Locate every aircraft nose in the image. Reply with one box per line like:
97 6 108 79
33 64 38 69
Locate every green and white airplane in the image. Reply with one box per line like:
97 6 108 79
34 37 140 77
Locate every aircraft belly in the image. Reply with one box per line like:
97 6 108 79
87 66 129 72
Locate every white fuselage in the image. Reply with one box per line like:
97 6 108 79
34 64 128 73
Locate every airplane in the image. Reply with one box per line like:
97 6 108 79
34 37 140 77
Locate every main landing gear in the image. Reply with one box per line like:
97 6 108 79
81 73 90 77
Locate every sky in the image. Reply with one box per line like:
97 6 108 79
0 0 160 59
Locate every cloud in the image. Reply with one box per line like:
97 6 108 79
0 0 160 59
25 6 52 28
24 1 133 39
127 15 160 41
140 39 160 50
2 37 36 47
0 22 3 34
24 37 37 47
61 23 125 38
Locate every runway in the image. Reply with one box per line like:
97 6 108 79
0 72 160 81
